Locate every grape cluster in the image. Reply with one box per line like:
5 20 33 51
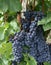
10 30 26 64
24 11 50 62
25 17 50 63
9 11 50 65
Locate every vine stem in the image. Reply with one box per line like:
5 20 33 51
26 0 29 10
32 0 35 11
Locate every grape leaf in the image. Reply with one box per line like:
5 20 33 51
43 22 51 31
0 42 12 59
38 13 51 25
0 27 5 40
0 0 22 13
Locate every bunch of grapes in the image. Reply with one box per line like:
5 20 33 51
24 12 50 63
10 30 26 65
10 11 50 65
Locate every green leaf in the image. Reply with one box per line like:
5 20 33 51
28 55 37 65
0 58 3 65
0 22 9 41
23 54 37 65
9 0 22 13
4 22 9 30
2 59 8 65
10 19 20 32
0 42 12 60
10 19 18 30
43 22 51 31
44 62 51 65
0 0 22 13
38 13 51 25
0 0 8 13
0 27 5 40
